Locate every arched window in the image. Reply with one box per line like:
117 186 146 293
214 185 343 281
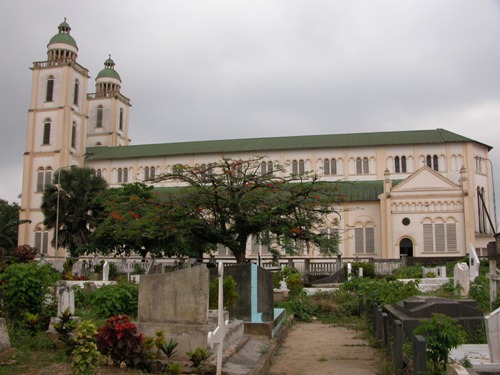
46 76 54 102
426 154 439 171
260 161 267 176
354 223 375 254
73 79 79 105
394 156 400 173
292 160 298 174
331 158 337 175
267 161 273 176
96 169 102 178
356 158 362 174
401 156 407 172
71 122 77 148
363 157 369 173
123 168 128 183
96 106 103 128
42 119 51 145
323 159 330 175
119 108 124 130
298 160 305 175
36 167 52 192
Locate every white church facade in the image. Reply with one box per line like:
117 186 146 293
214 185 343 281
18 20 496 261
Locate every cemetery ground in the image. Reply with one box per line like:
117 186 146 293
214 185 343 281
0 258 498 375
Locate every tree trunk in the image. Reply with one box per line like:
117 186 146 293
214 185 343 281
233 239 248 264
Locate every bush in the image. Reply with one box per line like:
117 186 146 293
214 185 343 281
414 313 466 375
71 320 102 375
96 315 146 368
392 265 422 279
209 275 239 310
286 273 303 296
281 292 317 322
0 262 59 323
12 244 38 263
344 261 376 278
91 281 138 318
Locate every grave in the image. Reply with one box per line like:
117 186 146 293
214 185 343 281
0 318 10 352
224 263 286 337
135 265 244 360
384 295 484 339
454 262 470 297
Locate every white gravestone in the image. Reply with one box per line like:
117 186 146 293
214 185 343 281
208 262 228 375
56 281 75 316
485 306 500 363
453 263 470 297
103 261 110 281
347 263 352 280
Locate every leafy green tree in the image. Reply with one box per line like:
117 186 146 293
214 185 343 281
0 198 29 254
152 157 342 263
41 166 107 257
88 183 211 259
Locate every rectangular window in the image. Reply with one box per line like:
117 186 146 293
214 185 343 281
96 106 103 128
355 228 364 253
46 79 54 102
423 223 434 252
43 122 51 145
73 81 79 105
434 223 445 251
37 171 45 192
117 169 122 183
71 125 76 148
119 109 124 130
123 168 128 183
446 223 457 252
35 230 49 254
365 227 375 253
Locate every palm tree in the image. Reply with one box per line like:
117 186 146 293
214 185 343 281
41 166 107 257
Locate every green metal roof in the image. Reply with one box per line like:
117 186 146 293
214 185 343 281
153 180 399 202
48 19 77 48
96 68 121 81
96 56 121 81
85 128 491 161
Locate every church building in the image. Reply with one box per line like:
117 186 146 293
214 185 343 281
18 20 496 261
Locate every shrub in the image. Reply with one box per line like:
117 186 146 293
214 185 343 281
96 315 145 368
286 273 303 296
392 265 422 279
54 308 78 356
281 292 317 322
344 261 376 278
12 244 37 263
414 313 466 375
0 262 59 323
209 275 239 309
71 320 102 375
187 347 212 375
91 281 138 318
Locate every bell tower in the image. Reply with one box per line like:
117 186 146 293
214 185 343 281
87 56 131 148
18 19 90 257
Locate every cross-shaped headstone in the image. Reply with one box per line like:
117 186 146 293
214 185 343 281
207 262 228 375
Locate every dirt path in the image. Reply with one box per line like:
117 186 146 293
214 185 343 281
267 321 382 375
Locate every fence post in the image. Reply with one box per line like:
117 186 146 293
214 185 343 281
288 258 294 269
372 303 378 334
394 320 403 374
377 308 384 343
382 312 389 353
413 335 426 375
303 258 310 285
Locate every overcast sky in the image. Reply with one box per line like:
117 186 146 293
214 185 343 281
1 1 500 216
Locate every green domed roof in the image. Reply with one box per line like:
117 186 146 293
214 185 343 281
48 18 78 48
96 55 121 81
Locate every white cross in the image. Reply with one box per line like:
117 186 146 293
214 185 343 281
207 262 228 375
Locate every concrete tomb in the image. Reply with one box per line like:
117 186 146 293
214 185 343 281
56 280 75 316
384 295 484 338
136 265 243 360
224 263 285 337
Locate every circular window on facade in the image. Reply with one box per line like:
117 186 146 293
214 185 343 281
402 218 410 226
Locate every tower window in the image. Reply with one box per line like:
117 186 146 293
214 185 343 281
73 80 79 105
42 121 51 145
96 106 103 128
71 122 77 148
35 226 49 254
46 76 54 102
36 167 52 193
119 108 124 131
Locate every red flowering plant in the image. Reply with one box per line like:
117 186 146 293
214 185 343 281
96 315 146 367
12 244 38 263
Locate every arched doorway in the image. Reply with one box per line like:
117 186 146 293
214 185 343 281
399 237 413 257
